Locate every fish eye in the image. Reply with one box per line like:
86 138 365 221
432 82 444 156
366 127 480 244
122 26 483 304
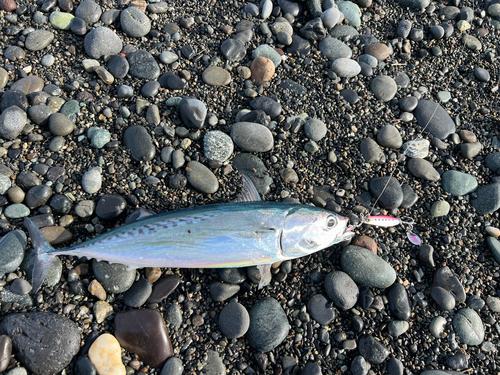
326 215 337 229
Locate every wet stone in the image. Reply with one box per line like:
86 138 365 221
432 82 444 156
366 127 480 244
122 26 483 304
95 194 127 221
25 185 52 208
307 294 336 325
92 260 135 294
247 297 290 352
387 283 411 320
115 309 173 368
128 50 160 80
0 312 80 375
147 274 180 303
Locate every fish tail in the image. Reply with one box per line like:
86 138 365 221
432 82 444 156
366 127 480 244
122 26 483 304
24 217 56 294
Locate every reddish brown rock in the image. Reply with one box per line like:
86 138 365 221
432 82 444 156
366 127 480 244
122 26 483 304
88 279 107 301
145 267 162 283
147 274 180 303
364 43 390 61
250 56 275 85
351 235 377 254
114 309 173 368
0 0 17 12
458 129 477 143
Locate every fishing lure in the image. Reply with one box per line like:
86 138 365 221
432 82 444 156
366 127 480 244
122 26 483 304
353 215 422 245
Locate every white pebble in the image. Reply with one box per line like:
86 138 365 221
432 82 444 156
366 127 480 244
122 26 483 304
486 226 500 238
41 54 55 67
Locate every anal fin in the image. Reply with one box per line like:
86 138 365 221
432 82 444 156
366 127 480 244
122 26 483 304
256 263 271 289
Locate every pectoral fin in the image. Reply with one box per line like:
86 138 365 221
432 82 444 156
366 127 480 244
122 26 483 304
257 263 272 289
234 174 262 203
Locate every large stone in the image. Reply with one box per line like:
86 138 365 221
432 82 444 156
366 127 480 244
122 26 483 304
114 309 173 368
0 106 27 140
84 27 123 59
0 312 80 375
414 100 456 140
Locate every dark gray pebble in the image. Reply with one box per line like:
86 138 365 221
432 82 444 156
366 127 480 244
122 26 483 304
74 356 97 375
324 271 359 310
70 16 86 35
179 98 207 129
307 294 336 325
218 301 250 339
123 125 155 161
92 259 136 293
387 283 411 320
158 72 186 90
358 334 389 364
250 96 282 118
209 282 240 302
299 362 322 375
127 50 160 80
95 194 127 221
218 268 246 284
25 185 52 209
369 177 403 209
0 230 26 276
141 81 160 97
107 54 129 79
123 278 152 308
414 100 456 140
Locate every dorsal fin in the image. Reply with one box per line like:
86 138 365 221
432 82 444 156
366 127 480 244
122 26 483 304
233 174 262 203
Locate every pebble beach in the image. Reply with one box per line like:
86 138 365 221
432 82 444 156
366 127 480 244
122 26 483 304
0 0 500 373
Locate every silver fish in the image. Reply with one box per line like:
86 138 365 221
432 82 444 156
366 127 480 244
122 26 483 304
25 175 354 292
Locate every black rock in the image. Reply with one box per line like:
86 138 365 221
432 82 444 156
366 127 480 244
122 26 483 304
141 81 160 97
240 110 269 126
287 35 311 56
221 39 246 61
70 17 87 36
430 286 456 311
0 90 28 112
369 177 403 209
307 294 336 325
218 268 247 284
446 352 469 370
74 356 97 375
95 194 127 221
400 183 418 208
418 244 435 268
300 17 326 40
49 194 72 215
123 125 155 161
358 334 389 364
25 185 52 209
299 362 322 375
107 54 129 79
158 72 186 90
123 278 152 308
128 50 160 80
414 100 456 140
386 357 404 375
357 286 374 309
340 89 359 104
387 283 411 320
0 312 80 375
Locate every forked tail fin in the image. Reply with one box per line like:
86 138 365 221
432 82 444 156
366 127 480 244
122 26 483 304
24 217 56 294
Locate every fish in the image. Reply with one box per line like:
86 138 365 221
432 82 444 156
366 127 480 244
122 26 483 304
25 175 355 293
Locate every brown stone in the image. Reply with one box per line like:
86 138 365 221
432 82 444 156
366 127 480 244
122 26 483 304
351 235 377 254
130 0 147 11
94 66 114 85
364 43 390 61
250 56 275 85
10 76 44 95
88 279 107 300
147 274 180 303
40 226 73 245
58 0 73 12
458 129 477 143
0 335 12 373
145 267 162 283
0 0 17 12
114 309 173 368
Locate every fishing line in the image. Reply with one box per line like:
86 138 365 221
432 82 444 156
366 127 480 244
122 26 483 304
351 100 440 245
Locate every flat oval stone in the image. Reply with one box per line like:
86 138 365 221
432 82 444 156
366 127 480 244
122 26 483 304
431 286 455 311
25 30 54 51
123 279 152 308
247 297 290 352
441 170 477 196
370 75 397 102
202 66 231 86
219 301 250 338
307 294 336 325
75 0 101 23
387 283 411 320
186 161 219 194
84 27 122 59
407 158 440 181
25 185 52 209
369 176 403 209
1 312 80 375
0 230 26 275
434 266 466 302
324 271 359 310
49 113 75 136
341 245 396 288
92 260 136 293
337 0 361 27
10 76 44 95
414 100 456 140
453 308 484 346
121 7 151 37
231 122 274 152
221 39 246 61
115 309 173 368
89 334 125 375
331 58 361 78
377 124 402 149
49 11 74 30
319 37 352 60
127 50 160 80
147 274 180 303
124 125 155 161
82 168 102 194
364 43 390 61
471 183 500 214
107 55 129 79
95 194 127 221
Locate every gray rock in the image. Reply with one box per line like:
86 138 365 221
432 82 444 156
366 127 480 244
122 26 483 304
460 142 482 159
358 334 389 364
218 301 250 338
321 7 341 30
407 158 440 181
350 355 370 375
453 308 484 346
123 278 152 308
431 200 450 217
0 106 27 140
209 282 240 302
120 7 151 37
369 177 403 209
221 39 246 62
429 316 447 338
252 44 281 67
387 320 409 337
82 168 102 194
485 152 500 174
25 185 52 209
0 312 80 375
203 350 225 375
233 154 272 195
307 294 336 325
231 122 274 152
10 278 32 295
471 183 500 214
341 246 396 288
28 104 53 126
84 27 122 59
128 50 160 80
49 113 75 136
387 283 411 320
397 0 430 9
361 138 386 164
434 266 466 302
204 131 233 162
92 259 136 293
171 149 185 169
4 204 30 219
0 230 26 276
0 174 11 195
179 98 207 129
324 271 358 310
164 304 182 328
414 100 456 140
441 170 477 196
377 125 402 149
397 19 412 38
123 125 155 161
247 297 290 352
474 67 490 82
304 118 327 141
336 1 361 27
25 30 54 51
160 357 184 375
331 58 361 78
319 37 352 60
250 97 282 118
75 0 102 24
370 75 397 102
185 161 219 194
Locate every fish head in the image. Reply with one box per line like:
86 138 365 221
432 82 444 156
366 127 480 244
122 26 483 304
280 207 352 257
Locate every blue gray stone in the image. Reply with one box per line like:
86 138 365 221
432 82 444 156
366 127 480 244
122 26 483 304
414 100 456 140
441 170 477 196
453 308 484 346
